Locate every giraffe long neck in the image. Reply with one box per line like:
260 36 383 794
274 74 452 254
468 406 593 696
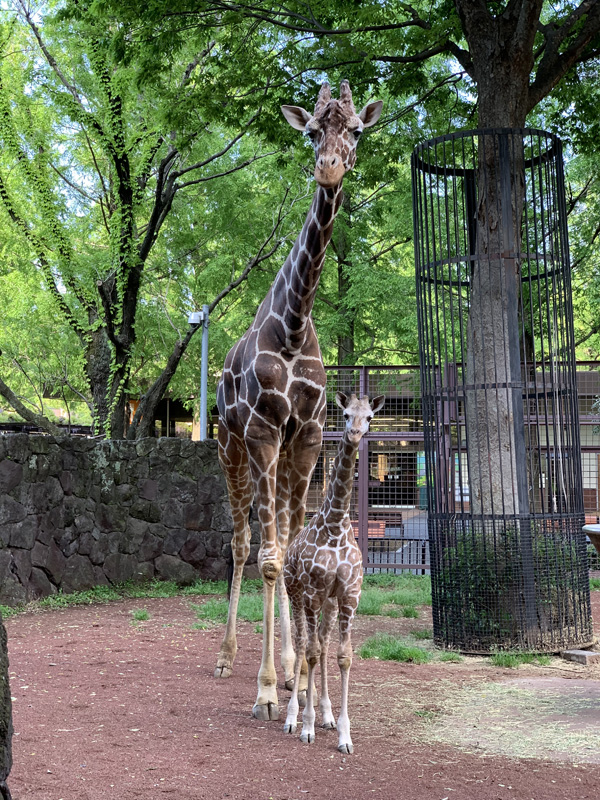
271 183 344 351
320 433 359 534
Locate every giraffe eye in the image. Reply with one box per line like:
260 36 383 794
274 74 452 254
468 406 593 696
306 129 317 141
343 412 349 420
352 129 362 140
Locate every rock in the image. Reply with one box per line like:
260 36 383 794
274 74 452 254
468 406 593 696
180 534 207 568
170 475 197 504
138 479 159 501
0 461 23 493
200 557 227 581
155 554 197 585
138 532 163 562
184 503 213 531
59 470 73 496
130 499 161 523
103 553 138 585
0 497 26 525
32 540 66 584
62 555 96 593
163 529 189 556
8 518 38 550
162 500 184 529
28 567 56 600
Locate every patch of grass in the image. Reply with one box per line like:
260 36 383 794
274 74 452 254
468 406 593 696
401 606 419 618
590 577 600 591
489 651 551 668
131 608 150 622
438 651 464 663
192 593 278 626
411 629 433 640
357 576 431 617
357 587 384 616
358 633 431 664
0 576 263 618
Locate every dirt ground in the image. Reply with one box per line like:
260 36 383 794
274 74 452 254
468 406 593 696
4 591 600 800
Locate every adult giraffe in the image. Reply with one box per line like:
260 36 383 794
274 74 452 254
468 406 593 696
215 80 382 720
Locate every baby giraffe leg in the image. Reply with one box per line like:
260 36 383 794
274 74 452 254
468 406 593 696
337 603 358 754
318 596 338 729
284 595 306 734
300 606 320 744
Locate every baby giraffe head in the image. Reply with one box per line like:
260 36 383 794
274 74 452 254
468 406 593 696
281 80 383 187
335 392 385 445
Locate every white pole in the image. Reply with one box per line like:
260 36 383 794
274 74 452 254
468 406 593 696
200 304 209 441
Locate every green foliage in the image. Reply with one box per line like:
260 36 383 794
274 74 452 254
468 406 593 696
357 576 431 617
359 634 431 663
590 577 600 591
489 652 552 669
438 651 464 663
192 593 278 625
411 629 433 640
438 524 586 648
131 608 150 622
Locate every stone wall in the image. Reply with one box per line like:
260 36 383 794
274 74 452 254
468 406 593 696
0 435 258 606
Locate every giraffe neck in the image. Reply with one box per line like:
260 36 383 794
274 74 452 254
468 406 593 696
271 183 344 351
321 432 359 535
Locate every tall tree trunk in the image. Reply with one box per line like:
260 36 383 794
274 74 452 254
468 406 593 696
0 616 12 800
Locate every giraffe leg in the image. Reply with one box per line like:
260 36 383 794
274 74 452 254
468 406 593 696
286 422 322 705
336 599 359 754
283 592 306 734
318 596 338 729
300 604 320 744
215 428 252 679
247 434 282 720
275 455 295 689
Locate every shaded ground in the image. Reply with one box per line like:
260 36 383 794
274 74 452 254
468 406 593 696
5 591 600 800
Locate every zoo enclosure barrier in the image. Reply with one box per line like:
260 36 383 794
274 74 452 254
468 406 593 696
307 364 600 577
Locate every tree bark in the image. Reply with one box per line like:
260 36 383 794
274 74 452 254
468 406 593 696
0 617 12 800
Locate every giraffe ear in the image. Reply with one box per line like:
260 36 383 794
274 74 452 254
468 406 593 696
358 100 383 128
281 105 312 131
370 395 386 414
335 391 348 410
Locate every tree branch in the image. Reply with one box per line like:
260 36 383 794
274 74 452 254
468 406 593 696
0 372 61 435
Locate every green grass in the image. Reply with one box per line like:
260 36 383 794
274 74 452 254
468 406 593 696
131 608 150 622
489 651 551 668
590 577 600 591
438 651 464 663
192 593 278 626
357 576 431 618
411 629 433 640
0 576 265 619
358 633 431 663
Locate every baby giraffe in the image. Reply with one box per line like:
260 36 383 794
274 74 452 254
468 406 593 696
283 392 385 753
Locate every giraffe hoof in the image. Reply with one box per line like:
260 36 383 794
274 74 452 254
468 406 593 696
283 722 297 734
338 743 354 754
300 732 315 744
285 678 295 691
252 702 279 721
298 690 307 708
214 665 233 679
321 720 335 730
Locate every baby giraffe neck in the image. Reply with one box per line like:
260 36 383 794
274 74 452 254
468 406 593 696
321 433 360 533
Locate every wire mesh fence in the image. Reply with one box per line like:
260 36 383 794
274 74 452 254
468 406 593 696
412 128 593 652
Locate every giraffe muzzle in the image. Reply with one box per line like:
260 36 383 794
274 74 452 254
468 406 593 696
314 155 345 187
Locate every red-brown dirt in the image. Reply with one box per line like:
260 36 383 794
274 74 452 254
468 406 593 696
5 591 600 800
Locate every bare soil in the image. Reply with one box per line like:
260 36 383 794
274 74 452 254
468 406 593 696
5 591 600 800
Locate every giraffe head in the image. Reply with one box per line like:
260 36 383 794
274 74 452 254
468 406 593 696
335 392 385 445
281 81 383 188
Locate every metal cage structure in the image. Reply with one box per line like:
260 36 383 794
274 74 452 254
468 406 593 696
412 129 593 652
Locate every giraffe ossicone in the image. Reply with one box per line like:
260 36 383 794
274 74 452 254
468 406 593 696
214 81 382 722
283 393 385 753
